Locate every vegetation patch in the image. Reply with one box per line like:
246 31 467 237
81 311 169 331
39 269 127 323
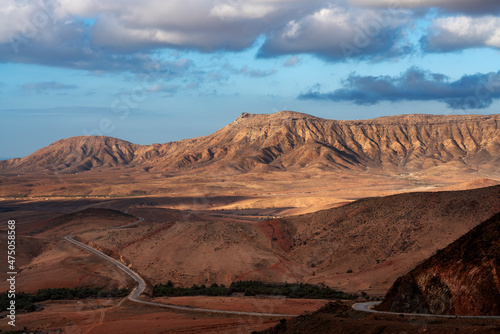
153 281 357 300
0 286 129 312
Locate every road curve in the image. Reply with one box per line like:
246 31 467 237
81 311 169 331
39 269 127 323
352 302 500 320
65 218 296 318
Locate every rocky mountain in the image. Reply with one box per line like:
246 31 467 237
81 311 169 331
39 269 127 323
376 212 500 316
1 111 499 174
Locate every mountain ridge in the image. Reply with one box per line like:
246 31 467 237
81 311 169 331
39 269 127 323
1 111 499 174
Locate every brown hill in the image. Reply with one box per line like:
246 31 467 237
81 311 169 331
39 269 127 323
73 186 500 294
1 111 499 174
441 177 500 191
376 213 500 316
275 185 500 293
26 208 136 237
0 136 140 173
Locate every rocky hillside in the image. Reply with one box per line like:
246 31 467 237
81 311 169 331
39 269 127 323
376 212 500 316
277 185 500 293
1 111 499 174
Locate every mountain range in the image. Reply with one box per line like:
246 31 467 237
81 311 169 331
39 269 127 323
1 111 499 174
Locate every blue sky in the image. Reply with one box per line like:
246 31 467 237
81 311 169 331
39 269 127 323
1 0 499 159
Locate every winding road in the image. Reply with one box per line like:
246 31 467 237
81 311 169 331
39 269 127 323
352 301 500 320
65 217 296 318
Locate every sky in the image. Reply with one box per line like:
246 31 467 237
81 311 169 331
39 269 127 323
1 0 499 159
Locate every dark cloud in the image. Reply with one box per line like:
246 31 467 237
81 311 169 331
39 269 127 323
0 4 197 77
350 0 500 15
0 22 192 76
428 0 500 15
2 25 172 74
22 81 77 93
299 68 500 110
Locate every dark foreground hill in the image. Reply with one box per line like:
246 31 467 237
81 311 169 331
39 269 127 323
258 300 500 334
376 213 500 316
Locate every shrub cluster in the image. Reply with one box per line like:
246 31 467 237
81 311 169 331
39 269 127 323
0 286 129 312
153 280 357 300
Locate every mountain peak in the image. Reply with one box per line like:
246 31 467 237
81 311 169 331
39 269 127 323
270 110 317 119
50 135 135 147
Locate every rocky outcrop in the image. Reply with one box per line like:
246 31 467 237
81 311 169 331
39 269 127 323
377 213 500 316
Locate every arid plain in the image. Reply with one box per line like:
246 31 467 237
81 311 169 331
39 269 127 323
1 111 499 333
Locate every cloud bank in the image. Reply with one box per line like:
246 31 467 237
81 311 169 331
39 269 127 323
300 68 500 109
4 0 498 71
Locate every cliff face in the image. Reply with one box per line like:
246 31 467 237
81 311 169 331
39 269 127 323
1 111 499 174
377 213 500 316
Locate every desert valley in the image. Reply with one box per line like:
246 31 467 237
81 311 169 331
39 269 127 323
1 111 499 333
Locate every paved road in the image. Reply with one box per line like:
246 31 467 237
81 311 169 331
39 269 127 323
65 218 296 318
352 302 500 320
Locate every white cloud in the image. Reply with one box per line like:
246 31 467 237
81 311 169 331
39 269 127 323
209 2 277 20
259 5 413 61
59 0 323 52
284 56 300 66
423 16 500 51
